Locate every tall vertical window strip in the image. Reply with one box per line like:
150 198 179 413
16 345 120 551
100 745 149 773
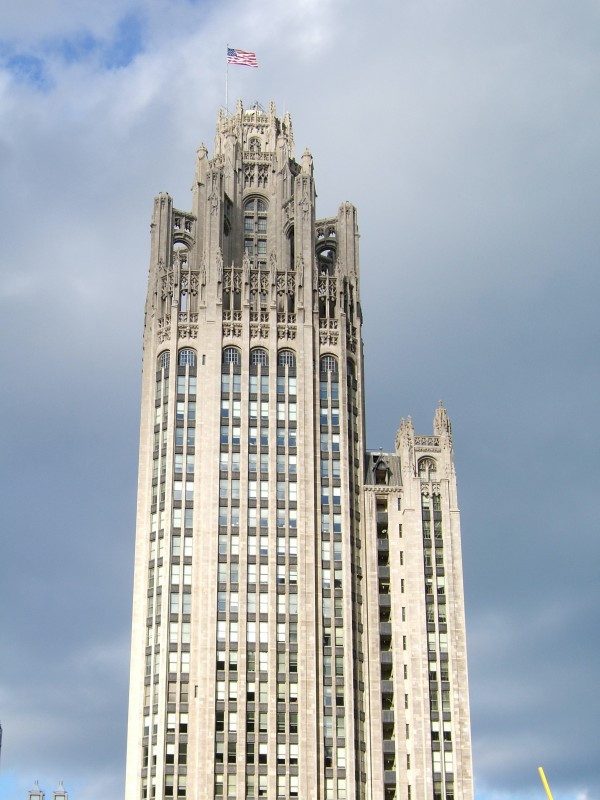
153 345 197 788
244 198 268 267
216 346 245 792
143 355 173 783
423 489 453 794
272 345 300 790
346 355 367 775
319 356 346 769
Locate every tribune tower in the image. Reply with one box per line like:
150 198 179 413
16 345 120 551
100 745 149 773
125 101 473 800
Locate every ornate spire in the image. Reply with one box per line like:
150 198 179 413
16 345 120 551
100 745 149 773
434 400 453 450
301 148 313 175
395 416 415 476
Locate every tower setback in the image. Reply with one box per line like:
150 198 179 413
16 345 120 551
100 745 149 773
125 101 473 800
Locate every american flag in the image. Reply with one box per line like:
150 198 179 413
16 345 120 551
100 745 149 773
227 48 258 68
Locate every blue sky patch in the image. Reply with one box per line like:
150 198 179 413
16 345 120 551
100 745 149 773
0 10 147 85
3 51 50 90
52 30 99 65
101 11 146 69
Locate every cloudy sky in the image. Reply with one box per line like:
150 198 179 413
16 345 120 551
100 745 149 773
0 0 598 798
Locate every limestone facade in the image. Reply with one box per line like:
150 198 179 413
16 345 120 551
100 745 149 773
125 102 473 800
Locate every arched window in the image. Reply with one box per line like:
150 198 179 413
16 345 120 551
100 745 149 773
317 246 336 276
244 198 268 267
320 355 338 373
179 349 196 367
223 347 241 366
251 348 268 367
418 457 438 481
158 351 170 370
278 350 296 368
288 226 295 269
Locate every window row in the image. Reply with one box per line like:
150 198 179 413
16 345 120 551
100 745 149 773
217 533 298 557
215 774 299 798
223 347 296 367
158 347 346 374
158 348 197 370
222 349 342 372
217 591 299 615
218 479 298 502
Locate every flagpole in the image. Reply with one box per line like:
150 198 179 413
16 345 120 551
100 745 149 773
225 44 229 114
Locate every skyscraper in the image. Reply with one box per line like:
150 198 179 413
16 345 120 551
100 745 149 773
125 101 473 800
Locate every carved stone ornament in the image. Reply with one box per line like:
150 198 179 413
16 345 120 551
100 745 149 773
318 276 336 300
319 321 338 346
250 324 270 340
157 316 171 343
414 436 440 453
278 324 297 340
296 255 304 287
223 320 242 338
161 272 174 300
178 324 198 339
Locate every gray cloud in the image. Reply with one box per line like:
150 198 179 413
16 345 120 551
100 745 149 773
0 0 598 797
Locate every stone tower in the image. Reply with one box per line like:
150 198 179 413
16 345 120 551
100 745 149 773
125 101 473 800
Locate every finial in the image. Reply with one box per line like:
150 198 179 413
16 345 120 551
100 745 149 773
301 148 313 174
433 401 451 436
